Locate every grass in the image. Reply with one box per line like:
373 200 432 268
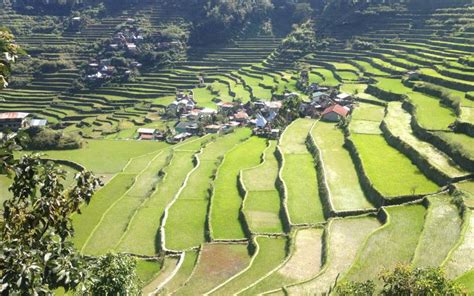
353 60 391 76
72 173 136 250
82 151 171 255
279 119 315 154
435 131 474 161
243 140 284 234
279 117 324 224
142 256 180 295
345 205 426 283
312 122 373 211
288 217 381 294
159 251 199 294
408 92 457 131
116 151 196 255
444 210 474 279
36 139 169 174
212 237 288 295
240 228 324 295
351 134 439 198
384 102 467 178
375 77 412 95
136 259 163 287
165 129 252 250
412 194 463 267
283 154 325 224
193 86 217 109
175 244 251 295
311 68 340 87
211 136 267 239
0 175 11 206
456 269 474 294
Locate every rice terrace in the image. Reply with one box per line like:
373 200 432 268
1 0 474 294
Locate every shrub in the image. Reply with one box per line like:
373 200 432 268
23 127 82 150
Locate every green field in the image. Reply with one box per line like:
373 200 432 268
242 140 284 234
240 228 324 295
37 139 169 174
288 216 381 294
175 244 251 295
351 134 439 198
210 136 268 239
345 205 426 283
384 102 467 179
312 122 373 211
412 195 463 267
211 237 288 295
165 129 252 250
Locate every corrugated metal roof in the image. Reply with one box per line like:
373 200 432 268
0 112 29 120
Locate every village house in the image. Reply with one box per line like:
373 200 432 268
312 91 330 103
217 101 239 115
264 101 283 113
233 110 249 124
205 124 223 134
137 128 163 140
29 119 47 128
0 112 30 131
335 92 353 105
175 121 199 135
321 104 350 122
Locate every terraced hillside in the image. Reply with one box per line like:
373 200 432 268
2 1 474 294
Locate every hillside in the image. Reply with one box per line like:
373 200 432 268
1 0 474 294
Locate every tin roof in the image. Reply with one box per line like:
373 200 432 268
0 112 29 120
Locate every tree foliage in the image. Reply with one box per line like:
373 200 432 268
0 150 101 294
78 253 141 295
0 136 140 294
335 264 465 296
0 28 22 89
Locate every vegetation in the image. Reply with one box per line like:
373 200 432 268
2 0 474 294
337 265 464 295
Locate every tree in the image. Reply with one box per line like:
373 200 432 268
0 136 141 294
380 265 464 295
335 264 465 296
0 28 23 89
336 280 375 296
0 142 102 294
77 253 141 295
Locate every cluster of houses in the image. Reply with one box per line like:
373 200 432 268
0 112 47 132
137 85 356 143
85 19 143 83
107 19 143 53
299 83 354 122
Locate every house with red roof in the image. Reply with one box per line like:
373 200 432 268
321 104 350 122
0 112 30 131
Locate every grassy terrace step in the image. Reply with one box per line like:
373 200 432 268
350 133 438 199
210 136 268 240
240 228 323 295
210 237 288 295
105 137 211 256
164 129 252 251
311 122 373 212
412 194 463 268
287 216 381 294
383 102 468 181
173 244 251 295
242 140 285 234
81 150 173 255
345 205 426 284
444 209 474 279
349 103 439 199
280 119 325 225
141 256 179 295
